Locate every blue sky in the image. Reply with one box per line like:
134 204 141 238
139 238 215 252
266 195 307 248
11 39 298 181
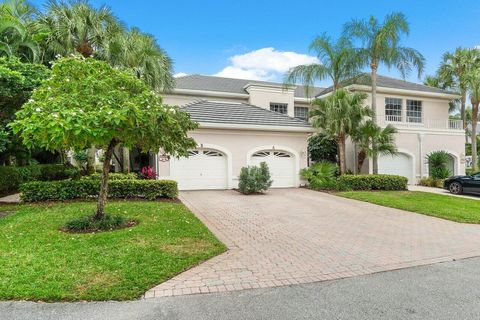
31 0 479 86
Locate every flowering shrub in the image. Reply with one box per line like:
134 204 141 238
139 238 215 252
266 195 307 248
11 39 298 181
140 166 156 179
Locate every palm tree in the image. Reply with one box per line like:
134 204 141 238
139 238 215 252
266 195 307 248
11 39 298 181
466 69 480 171
343 12 425 173
437 48 480 133
0 0 41 62
284 33 363 95
310 89 373 174
352 120 397 173
104 28 174 92
39 0 123 58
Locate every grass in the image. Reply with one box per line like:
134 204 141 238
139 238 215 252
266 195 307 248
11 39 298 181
338 191 480 224
0 200 226 301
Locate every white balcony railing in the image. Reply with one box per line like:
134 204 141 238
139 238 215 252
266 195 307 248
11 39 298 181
377 115 463 131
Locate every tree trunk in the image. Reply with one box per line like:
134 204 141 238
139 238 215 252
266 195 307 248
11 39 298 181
461 91 467 143
93 139 117 221
371 64 379 174
86 146 96 174
337 135 346 175
472 103 479 172
357 150 367 173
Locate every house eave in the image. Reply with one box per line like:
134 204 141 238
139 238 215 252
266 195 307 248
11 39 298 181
317 85 461 100
197 122 315 133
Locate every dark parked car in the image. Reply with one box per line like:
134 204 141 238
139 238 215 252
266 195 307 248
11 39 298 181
444 172 480 195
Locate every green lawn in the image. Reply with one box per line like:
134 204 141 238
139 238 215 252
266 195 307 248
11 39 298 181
0 201 225 301
337 191 480 224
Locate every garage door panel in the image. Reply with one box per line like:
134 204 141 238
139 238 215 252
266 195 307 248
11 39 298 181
378 153 413 184
170 149 227 190
250 150 296 188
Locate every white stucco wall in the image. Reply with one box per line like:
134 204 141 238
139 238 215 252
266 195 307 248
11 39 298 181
158 128 310 188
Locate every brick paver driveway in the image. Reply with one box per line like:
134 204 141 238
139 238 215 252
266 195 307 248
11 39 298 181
146 188 480 298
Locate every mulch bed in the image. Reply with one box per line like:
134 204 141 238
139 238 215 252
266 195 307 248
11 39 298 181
59 220 139 234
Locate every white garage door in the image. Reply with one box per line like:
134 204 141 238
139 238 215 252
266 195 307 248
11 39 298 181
250 150 296 188
378 153 413 184
170 149 228 190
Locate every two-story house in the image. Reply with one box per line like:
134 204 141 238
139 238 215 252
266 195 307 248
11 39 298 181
150 74 464 190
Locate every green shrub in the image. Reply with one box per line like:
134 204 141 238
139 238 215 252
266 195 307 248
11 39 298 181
337 174 408 191
238 162 273 195
300 161 338 189
20 179 178 202
418 177 444 188
0 164 80 195
427 151 452 179
64 214 130 232
81 172 138 180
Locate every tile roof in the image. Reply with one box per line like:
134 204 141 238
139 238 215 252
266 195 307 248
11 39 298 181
182 100 312 128
318 74 459 96
174 74 324 98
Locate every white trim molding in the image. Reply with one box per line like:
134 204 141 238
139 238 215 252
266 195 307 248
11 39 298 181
245 145 301 187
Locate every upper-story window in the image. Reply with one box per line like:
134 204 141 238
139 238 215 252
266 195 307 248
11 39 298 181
407 100 422 123
294 106 309 120
270 102 288 114
385 98 402 122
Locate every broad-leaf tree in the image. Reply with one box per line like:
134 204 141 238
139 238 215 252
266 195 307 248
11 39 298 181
11 57 197 219
0 56 49 165
309 89 373 174
352 120 397 173
343 12 425 173
284 33 362 95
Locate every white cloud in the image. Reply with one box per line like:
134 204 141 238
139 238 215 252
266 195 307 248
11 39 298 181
214 47 319 81
174 72 188 78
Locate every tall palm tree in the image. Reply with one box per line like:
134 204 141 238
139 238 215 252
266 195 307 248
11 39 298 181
466 69 480 171
39 0 123 58
284 33 363 95
104 28 174 92
437 48 480 133
0 0 41 62
352 120 397 173
310 89 373 174
343 12 425 173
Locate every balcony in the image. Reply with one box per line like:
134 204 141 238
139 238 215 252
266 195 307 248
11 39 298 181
377 115 463 131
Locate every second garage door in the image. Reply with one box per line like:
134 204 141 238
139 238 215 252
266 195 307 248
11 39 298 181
378 153 414 184
170 149 228 190
250 150 296 188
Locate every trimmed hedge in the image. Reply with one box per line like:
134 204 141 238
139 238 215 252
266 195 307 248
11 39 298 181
0 164 80 195
20 179 178 202
337 174 408 191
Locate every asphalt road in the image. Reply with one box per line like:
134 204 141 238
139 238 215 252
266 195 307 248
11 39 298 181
2 257 480 320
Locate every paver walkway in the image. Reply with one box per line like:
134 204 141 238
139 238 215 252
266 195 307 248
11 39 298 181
408 185 480 200
0 193 20 203
146 188 480 298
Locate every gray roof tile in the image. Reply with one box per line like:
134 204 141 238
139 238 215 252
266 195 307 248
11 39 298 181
182 100 311 128
318 74 458 96
175 74 324 98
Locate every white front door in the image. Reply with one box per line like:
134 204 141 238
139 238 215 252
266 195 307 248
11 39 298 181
378 153 414 184
250 150 296 188
170 149 228 190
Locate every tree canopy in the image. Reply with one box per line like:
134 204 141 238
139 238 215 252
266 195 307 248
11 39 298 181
10 56 197 218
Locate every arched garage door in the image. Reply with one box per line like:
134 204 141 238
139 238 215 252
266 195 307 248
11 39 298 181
170 149 228 190
250 150 296 188
378 153 414 184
